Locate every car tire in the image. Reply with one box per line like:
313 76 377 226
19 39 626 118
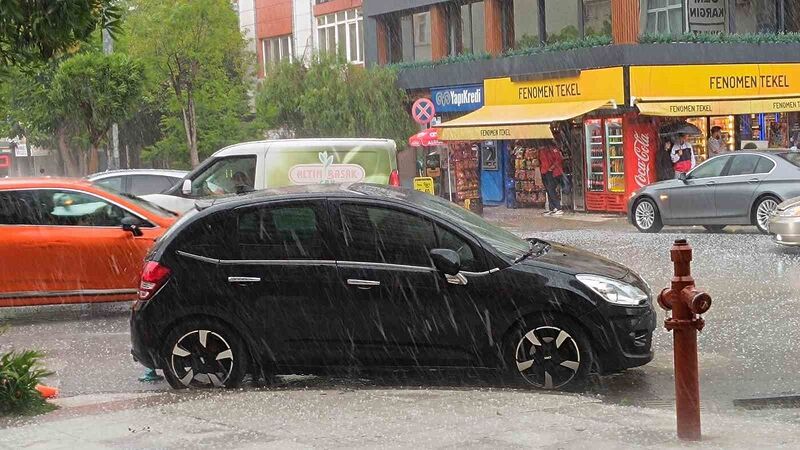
504 312 594 392
752 196 780 234
703 225 726 232
161 318 248 390
633 198 663 233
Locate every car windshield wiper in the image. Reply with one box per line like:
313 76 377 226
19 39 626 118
514 238 551 264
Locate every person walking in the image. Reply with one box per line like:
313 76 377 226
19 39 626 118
540 146 564 216
707 126 727 158
671 133 696 179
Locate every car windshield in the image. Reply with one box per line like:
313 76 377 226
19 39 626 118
409 191 530 260
92 184 178 218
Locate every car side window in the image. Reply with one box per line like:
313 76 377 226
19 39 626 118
191 156 257 197
435 224 481 272
754 157 776 174
690 156 729 179
727 155 761 176
0 191 41 224
338 204 436 267
130 175 175 195
94 176 124 192
237 202 332 260
178 212 237 260
1 190 136 227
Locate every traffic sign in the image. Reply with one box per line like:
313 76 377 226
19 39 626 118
413 177 435 194
412 98 436 125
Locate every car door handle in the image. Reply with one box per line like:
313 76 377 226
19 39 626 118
747 178 760 184
227 276 261 283
705 181 716 186
347 279 381 289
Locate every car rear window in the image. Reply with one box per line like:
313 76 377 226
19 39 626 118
780 152 800 167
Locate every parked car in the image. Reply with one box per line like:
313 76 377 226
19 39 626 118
629 152 800 234
0 178 177 306
87 169 188 196
131 183 656 392
140 139 399 214
768 195 800 246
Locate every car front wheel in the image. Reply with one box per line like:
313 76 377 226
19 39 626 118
162 319 248 389
633 198 663 233
753 196 780 234
505 313 594 392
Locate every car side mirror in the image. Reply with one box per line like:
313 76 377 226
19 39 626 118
121 216 144 237
181 179 192 196
430 249 461 276
678 172 688 182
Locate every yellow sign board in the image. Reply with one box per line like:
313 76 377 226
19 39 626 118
439 124 552 141
485 67 625 106
638 97 800 117
413 177 436 194
630 64 800 100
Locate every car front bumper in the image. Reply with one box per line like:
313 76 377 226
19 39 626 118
768 216 800 246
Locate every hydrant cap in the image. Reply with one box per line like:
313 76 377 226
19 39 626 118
691 292 712 315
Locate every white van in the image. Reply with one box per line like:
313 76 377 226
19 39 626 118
142 139 399 213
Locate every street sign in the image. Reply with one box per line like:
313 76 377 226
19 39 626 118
413 177 435 194
14 143 28 157
412 98 436 125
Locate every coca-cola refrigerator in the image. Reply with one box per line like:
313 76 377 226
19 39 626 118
583 114 657 213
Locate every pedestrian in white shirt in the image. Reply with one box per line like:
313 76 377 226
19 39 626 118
671 133 696 178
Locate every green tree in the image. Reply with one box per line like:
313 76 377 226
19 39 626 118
256 55 415 146
51 52 144 173
124 0 256 167
0 0 121 69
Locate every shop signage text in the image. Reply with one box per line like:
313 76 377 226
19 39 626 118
687 0 726 33
485 67 625 106
709 75 790 90
633 131 651 188
518 83 581 100
431 85 483 112
413 177 436 194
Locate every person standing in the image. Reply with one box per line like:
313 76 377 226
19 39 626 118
671 133 696 178
656 138 675 181
707 126 727 158
540 146 564 216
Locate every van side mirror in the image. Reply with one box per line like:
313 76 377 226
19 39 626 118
181 179 192 196
121 216 144 237
430 249 461 276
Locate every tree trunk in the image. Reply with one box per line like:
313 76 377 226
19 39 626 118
87 143 99 174
56 127 79 177
120 143 129 169
182 91 200 167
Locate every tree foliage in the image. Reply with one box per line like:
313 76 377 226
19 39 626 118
0 0 121 69
256 55 415 146
124 0 259 168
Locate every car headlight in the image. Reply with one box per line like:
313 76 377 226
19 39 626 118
576 274 649 306
779 205 800 217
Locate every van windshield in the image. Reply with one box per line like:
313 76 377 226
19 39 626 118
191 156 257 197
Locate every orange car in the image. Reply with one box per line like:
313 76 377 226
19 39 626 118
0 178 177 306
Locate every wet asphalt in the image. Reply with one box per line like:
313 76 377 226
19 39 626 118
2 211 800 422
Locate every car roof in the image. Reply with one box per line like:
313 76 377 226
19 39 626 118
0 177 97 190
87 169 188 179
212 139 396 157
196 183 418 211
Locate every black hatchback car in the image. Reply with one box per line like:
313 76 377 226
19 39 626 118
131 184 656 391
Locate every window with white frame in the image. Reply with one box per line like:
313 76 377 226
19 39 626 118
316 8 364 63
642 0 684 35
263 35 293 66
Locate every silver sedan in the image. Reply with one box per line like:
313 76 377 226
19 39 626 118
628 151 800 234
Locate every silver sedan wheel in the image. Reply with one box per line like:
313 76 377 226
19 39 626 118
635 201 656 230
515 326 581 390
170 329 235 388
756 198 779 232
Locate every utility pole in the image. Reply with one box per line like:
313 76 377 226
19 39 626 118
103 28 120 170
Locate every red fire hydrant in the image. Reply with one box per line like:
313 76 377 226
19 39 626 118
657 239 712 441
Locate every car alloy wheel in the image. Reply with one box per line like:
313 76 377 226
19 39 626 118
755 197 779 233
514 326 582 390
170 329 235 388
635 201 655 230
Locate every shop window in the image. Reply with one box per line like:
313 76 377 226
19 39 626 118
734 0 779 33
546 0 581 43
316 9 364 63
262 35 293 66
641 0 684 35
583 0 612 37
511 0 541 48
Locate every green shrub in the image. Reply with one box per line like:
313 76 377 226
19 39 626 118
0 327 54 416
639 32 800 45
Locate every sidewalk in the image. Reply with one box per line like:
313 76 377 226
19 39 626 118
1 388 798 449
482 205 630 232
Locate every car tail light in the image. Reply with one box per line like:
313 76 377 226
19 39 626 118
389 169 401 187
139 261 171 301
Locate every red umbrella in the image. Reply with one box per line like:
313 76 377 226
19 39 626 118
408 128 443 147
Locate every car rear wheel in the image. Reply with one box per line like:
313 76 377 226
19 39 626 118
505 313 594 392
703 225 726 232
162 319 247 390
753 196 780 234
633 198 663 233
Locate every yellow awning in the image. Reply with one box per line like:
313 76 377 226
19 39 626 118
438 99 613 141
636 97 800 117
